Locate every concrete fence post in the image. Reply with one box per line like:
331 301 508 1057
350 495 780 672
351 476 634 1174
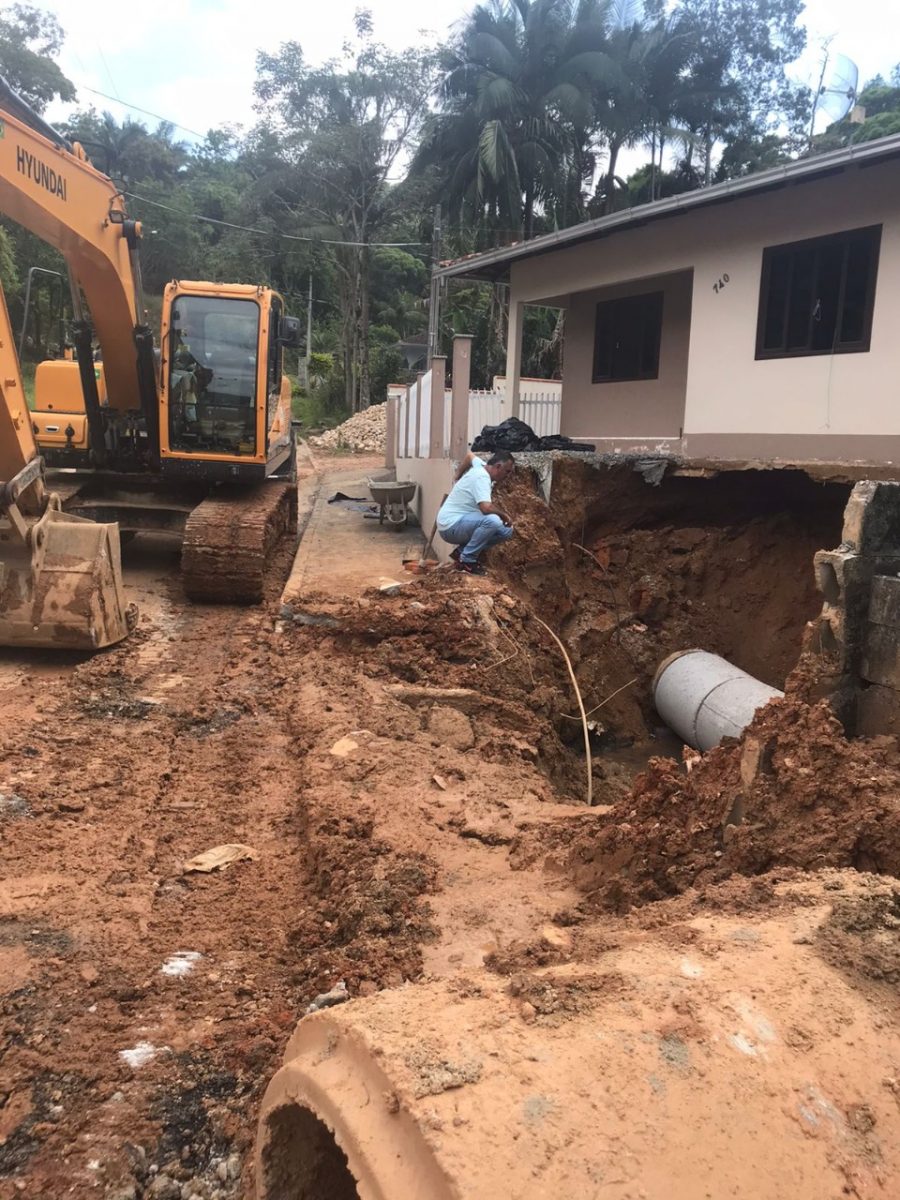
451 335 472 461
504 302 524 420
413 373 423 459
430 355 446 459
385 396 397 470
403 382 411 458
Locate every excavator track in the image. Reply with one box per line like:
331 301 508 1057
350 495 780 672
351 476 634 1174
181 482 297 604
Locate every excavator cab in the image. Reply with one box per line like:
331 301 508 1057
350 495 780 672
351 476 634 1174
166 294 260 458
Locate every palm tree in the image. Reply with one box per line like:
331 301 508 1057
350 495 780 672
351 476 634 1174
589 3 694 213
417 0 614 239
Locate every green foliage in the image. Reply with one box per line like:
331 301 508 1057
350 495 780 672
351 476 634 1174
0 3 74 112
0 0 885 414
0 225 18 293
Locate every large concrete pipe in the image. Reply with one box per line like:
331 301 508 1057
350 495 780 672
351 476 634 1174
654 648 783 751
255 888 900 1198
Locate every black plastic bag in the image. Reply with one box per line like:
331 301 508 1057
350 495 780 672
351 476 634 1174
471 416 539 452
536 435 595 453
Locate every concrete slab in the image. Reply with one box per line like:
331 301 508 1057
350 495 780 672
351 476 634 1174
284 461 419 601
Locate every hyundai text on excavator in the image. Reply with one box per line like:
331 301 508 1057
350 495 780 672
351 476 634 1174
0 77 300 650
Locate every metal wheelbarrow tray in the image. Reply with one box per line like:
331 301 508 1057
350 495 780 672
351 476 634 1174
367 478 417 528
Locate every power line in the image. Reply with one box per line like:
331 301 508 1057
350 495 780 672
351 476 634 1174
73 82 209 140
125 190 430 249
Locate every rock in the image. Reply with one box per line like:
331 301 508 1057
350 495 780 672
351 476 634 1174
147 1175 180 1200
428 705 475 751
539 925 573 953
305 980 349 1014
215 1160 228 1183
57 798 85 813
378 579 405 596
358 980 378 998
308 404 387 454
740 736 775 790
105 1188 136 1200
225 1154 241 1181
80 964 100 985
329 737 359 758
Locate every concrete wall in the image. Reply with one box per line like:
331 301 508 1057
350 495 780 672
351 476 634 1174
508 157 900 460
395 456 456 561
562 270 692 439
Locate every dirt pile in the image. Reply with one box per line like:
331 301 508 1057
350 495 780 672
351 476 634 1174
309 404 386 453
561 697 900 911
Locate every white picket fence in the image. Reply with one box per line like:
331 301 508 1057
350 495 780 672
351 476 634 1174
396 377 561 459
465 388 562 444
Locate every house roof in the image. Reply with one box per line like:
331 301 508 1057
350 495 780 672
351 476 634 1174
436 134 900 283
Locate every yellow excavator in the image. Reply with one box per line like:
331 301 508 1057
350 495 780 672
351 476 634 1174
0 77 299 650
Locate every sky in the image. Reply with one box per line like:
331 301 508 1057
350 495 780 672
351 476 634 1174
40 0 900 145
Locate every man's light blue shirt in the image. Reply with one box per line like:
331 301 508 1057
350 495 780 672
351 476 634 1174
437 458 492 532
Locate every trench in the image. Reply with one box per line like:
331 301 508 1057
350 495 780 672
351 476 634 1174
251 463 900 1198
503 464 852 789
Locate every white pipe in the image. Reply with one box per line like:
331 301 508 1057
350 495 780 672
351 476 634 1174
653 649 783 751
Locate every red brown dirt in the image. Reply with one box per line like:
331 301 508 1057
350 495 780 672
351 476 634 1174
557 697 900 912
2 451 900 1199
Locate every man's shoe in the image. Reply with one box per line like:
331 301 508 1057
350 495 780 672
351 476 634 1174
449 546 462 562
457 559 486 576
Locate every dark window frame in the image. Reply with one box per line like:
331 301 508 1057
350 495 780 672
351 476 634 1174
592 289 664 385
755 224 881 361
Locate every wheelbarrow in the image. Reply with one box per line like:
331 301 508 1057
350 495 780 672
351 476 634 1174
367 478 418 529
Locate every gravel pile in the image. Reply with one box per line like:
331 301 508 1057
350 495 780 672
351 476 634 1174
309 403 387 453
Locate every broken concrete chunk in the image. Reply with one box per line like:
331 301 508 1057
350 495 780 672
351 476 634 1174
291 609 340 628
330 736 360 757
183 844 259 874
378 578 406 596
428 705 475 751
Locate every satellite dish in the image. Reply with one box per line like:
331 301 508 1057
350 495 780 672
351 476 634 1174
810 48 859 143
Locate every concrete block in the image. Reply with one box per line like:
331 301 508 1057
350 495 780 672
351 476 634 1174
868 574 900 629
861 622 900 689
856 683 900 738
841 480 900 554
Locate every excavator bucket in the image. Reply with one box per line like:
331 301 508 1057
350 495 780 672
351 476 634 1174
0 504 134 650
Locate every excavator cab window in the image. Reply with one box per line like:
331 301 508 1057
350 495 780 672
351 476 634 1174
168 295 260 456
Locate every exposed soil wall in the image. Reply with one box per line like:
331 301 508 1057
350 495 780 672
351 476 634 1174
490 461 850 749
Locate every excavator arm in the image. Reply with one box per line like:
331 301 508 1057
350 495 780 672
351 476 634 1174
0 132 134 650
0 76 144 416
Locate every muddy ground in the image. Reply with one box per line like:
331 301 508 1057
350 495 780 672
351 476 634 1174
2 453 900 1199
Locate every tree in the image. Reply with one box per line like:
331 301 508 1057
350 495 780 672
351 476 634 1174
253 11 437 409
589 3 695 213
416 0 611 238
0 3 74 112
672 0 809 182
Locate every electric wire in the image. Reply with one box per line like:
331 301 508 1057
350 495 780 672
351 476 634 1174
123 190 430 249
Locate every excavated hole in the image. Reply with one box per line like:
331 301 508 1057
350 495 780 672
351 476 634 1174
509 465 853 794
261 1104 360 1200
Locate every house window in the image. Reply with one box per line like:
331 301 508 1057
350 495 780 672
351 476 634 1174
756 225 881 359
593 291 664 383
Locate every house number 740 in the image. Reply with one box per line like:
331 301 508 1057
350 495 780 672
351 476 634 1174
713 273 730 293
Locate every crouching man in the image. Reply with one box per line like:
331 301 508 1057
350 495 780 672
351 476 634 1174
437 450 515 575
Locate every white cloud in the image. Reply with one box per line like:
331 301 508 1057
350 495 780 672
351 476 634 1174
37 0 900 144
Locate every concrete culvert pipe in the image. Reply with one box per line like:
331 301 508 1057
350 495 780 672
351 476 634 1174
256 895 900 1198
654 648 783 751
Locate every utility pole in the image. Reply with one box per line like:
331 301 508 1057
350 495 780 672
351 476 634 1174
427 203 442 368
305 272 313 390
